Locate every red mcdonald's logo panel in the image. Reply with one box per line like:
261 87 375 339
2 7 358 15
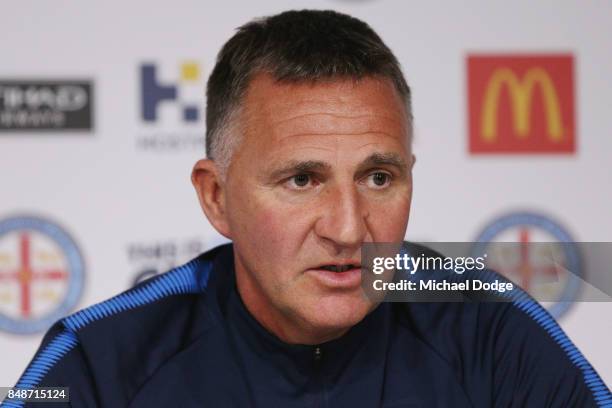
468 54 575 154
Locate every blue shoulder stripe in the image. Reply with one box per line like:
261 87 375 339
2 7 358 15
477 269 612 407
2 330 78 408
63 256 211 331
438 261 611 406
1 256 212 408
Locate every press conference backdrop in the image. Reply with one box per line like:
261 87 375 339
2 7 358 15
1 0 611 388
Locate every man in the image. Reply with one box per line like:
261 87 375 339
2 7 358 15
5 9 611 408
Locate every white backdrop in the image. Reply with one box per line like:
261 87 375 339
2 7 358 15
1 0 611 389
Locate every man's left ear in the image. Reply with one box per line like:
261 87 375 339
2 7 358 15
191 159 232 238
410 154 416 170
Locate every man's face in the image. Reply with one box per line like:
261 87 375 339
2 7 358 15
222 74 413 343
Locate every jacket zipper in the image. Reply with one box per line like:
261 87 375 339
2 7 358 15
313 346 324 407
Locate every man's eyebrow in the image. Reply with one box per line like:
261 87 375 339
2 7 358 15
269 160 332 179
358 152 408 173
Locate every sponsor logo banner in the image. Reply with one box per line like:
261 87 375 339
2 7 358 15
137 61 205 151
127 237 207 286
0 81 94 132
468 55 575 154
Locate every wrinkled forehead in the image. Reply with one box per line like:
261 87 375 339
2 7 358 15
240 74 410 145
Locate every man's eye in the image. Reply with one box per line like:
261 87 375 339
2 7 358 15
287 174 314 189
366 172 391 188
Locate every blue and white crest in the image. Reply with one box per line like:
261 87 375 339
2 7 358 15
0 215 85 334
472 212 581 319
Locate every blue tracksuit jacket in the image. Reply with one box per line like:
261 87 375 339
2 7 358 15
3 243 611 407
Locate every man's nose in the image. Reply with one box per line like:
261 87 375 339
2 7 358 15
314 184 368 249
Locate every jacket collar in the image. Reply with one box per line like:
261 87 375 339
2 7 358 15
202 243 390 380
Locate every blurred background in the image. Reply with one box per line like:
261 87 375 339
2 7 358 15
1 0 611 387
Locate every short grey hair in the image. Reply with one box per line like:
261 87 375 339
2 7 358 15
206 9 412 176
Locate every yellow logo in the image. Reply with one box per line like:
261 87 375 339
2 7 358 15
481 68 563 142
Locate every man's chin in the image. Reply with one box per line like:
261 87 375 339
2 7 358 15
296 294 374 342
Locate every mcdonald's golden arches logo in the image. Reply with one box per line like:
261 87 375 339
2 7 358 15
468 55 575 153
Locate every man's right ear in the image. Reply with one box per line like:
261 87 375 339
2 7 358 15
191 159 232 239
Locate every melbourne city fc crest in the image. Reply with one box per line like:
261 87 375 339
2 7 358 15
472 212 581 319
0 216 85 334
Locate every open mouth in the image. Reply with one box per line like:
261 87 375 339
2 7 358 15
318 264 360 272
309 262 363 287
